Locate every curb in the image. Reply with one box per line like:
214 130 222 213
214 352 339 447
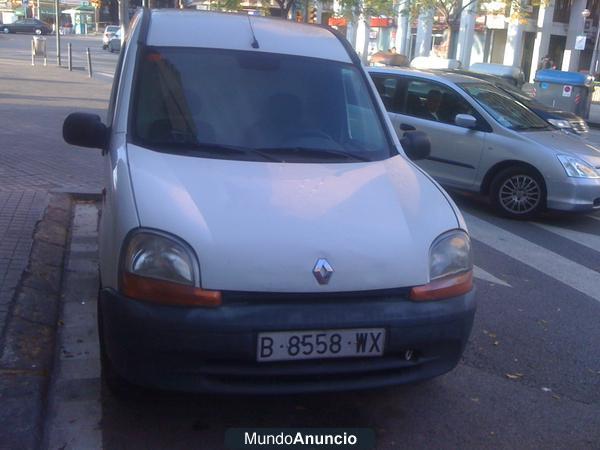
0 194 73 450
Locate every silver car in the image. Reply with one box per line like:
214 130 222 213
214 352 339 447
369 67 600 219
102 25 120 50
107 29 121 53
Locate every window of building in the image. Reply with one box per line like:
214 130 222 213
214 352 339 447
552 0 570 24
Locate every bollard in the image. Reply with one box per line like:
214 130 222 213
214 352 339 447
68 43 72 71
86 47 92 78
31 38 35 66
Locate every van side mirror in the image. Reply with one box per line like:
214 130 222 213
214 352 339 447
455 114 477 129
400 130 430 161
63 113 108 149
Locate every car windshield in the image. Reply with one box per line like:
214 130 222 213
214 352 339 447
460 82 550 131
132 47 392 163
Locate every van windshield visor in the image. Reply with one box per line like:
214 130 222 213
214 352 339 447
131 47 393 163
460 83 550 131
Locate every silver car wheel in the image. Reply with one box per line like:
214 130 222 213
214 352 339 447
498 175 541 214
3 27 9 34
35 28 42 35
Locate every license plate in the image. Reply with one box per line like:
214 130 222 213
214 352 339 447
257 328 385 362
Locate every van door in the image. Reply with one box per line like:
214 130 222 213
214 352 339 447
372 75 488 190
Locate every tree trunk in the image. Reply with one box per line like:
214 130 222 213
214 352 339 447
446 21 460 59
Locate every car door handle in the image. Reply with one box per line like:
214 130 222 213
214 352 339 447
399 123 416 131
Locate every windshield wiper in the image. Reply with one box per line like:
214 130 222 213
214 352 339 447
145 141 282 162
255 146 372 162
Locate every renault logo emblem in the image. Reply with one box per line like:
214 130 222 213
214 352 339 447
313 258 334 285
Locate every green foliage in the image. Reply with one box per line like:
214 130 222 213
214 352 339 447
338 0 396 18
209 0 242 11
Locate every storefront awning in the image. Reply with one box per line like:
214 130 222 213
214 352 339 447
328 17 346 27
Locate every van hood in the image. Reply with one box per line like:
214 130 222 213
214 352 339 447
521 130 600 167
127 145 459 292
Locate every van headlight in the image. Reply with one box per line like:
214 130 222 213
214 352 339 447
557 155 600 179
410 230 473 301
120 230 221 307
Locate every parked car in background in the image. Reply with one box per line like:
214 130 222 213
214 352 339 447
102 25 120 50
63 9 476 396
369 67 600 219
468 63 525 87
107 30 121 53
1 19 52 35
442 69 589 135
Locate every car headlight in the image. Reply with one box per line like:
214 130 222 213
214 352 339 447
120 230 221 307
547 119 571 129
557 154 600 179
410 230 473 301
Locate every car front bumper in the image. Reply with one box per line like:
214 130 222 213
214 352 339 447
547 176 600 212
99 288 476 394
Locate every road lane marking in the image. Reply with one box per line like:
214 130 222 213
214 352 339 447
96 71 114 79
463 212 600 303
473 265 512 287
533 222 600 253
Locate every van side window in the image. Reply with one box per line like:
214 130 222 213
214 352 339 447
404 80 476 126
106 40 126 128
370 75 401 113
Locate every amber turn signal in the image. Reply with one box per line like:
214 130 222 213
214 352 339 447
409 270 473 301
121 272 222 307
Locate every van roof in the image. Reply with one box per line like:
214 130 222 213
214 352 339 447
146 10 353 64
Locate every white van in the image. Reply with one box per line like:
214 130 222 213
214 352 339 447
63 10 475 395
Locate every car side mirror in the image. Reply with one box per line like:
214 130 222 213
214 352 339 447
63 113 108 149
400 130 430 161
455 114 477 129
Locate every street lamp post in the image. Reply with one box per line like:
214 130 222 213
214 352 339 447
55 0 61 66
591 17 600 78
582 8 598 79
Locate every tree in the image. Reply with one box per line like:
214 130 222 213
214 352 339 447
409 0 542 59
337 0 397 61
272 0 295 18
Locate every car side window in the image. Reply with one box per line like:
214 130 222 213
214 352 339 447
404 79 477 126
371 75 401 113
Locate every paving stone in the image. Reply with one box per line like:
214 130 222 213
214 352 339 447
12 287 59 327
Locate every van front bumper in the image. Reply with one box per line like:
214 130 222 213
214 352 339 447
99 288 476 394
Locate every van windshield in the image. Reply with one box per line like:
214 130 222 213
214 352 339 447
131 47 393 163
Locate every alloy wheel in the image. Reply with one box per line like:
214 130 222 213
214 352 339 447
498 174 541 215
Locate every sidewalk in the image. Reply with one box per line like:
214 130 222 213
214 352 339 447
0 50 110 448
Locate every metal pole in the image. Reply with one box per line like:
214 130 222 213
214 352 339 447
36 0 40 19
86 47 92 77
590 21 600 78
31 38 35 66
68 42 72 71
55 0 61 66
118 0 129 46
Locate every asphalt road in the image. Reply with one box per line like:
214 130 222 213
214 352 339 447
1 32 599 450
0 32 119 84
